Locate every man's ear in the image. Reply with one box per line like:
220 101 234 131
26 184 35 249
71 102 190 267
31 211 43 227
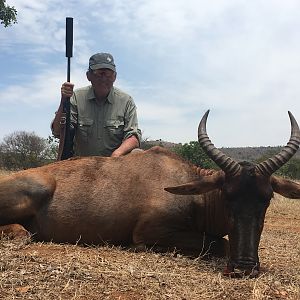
86 70 92 82
112 71 117 82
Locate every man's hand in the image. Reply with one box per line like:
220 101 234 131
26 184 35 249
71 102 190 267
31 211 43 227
111 149 123 157
51 82 75 137
61 82 74 99
111 136 139 157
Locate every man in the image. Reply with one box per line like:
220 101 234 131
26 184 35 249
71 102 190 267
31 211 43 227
52 53 141 157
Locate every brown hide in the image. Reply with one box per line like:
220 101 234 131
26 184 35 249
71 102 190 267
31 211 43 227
0 147 227 249
1 145 299 260
270 176 300 198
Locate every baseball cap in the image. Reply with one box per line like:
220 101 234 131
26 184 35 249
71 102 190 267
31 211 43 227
89 53 116 72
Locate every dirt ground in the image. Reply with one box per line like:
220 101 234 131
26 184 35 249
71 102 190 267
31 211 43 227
0 194 299 299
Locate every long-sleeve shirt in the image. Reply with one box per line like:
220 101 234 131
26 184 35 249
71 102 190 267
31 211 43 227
52 85 142 157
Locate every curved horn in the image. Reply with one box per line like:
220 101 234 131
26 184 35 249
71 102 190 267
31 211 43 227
256 111 300 176
198 110 241 176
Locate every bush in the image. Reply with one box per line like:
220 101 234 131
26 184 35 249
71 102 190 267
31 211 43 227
269 158 300 179
172 141 218 169
0 131 58 170
256 149 300 179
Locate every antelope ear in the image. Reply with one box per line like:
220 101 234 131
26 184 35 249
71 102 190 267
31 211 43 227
271 176 300 199
164 172 224 195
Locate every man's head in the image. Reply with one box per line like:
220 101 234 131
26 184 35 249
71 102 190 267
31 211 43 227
87 53 117 96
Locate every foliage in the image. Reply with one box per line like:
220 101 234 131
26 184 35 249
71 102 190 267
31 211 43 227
174 143 300 178
276 159 300 179
0 0 17 27
140 136 153 150
0 131 57 170
46 135 59 161
172 141 218 169
1 128 299 179
141 138 165 150
256 149 300 179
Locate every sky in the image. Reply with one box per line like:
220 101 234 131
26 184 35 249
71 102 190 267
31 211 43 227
1 0 300 147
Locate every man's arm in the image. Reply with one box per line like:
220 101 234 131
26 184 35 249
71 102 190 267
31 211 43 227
111 97 142 157
111 135 139 157
51 82 74 137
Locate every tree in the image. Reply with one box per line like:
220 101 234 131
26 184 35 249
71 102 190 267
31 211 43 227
172 141 218 169
256 149 300 180
0 131 56 170
277 159 300 179
140 137 164 150
0 0 17 27
45 135 59 161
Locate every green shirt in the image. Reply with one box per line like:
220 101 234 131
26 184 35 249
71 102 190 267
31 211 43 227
70 85 141 157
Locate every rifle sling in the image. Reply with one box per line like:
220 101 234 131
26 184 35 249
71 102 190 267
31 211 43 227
57 112 67 160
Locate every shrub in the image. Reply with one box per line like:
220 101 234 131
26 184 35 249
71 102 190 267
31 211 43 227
0 131 58 170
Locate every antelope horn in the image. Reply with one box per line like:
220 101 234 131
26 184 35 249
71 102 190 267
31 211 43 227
256 111 300 176
198 110 241 176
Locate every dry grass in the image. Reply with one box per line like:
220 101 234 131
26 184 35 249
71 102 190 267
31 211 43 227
0 193 299 299
0 169 12 177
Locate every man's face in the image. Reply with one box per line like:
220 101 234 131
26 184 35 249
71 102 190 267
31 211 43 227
88 68 116 92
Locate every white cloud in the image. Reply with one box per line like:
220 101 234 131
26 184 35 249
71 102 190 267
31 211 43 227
1 0 300 146
0 67 87 107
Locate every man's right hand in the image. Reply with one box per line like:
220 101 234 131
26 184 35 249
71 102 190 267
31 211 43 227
61 82 74 99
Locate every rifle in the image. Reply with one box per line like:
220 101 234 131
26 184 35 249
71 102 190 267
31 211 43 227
57 17 74 160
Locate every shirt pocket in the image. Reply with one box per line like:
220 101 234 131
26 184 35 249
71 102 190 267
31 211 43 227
104 119 125 139
77 117 94 139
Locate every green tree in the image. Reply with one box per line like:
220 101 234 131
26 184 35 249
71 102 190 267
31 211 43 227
276 159 300 179
0 131 56 170
0 0 17 27
45 135 59 161
256 149 300 179
172 141 218 169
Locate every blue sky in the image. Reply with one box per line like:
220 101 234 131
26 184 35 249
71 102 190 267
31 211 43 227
1 0 300 147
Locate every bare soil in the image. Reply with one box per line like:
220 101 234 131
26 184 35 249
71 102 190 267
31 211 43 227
0 195 299 299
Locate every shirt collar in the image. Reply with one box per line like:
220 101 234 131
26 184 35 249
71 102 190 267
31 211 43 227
107 87 114 104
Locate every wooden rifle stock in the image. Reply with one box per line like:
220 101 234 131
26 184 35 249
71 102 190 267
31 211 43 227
57 17 74 160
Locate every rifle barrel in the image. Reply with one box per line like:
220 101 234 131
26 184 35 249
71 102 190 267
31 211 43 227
57 17 74 161
66 17 73 82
